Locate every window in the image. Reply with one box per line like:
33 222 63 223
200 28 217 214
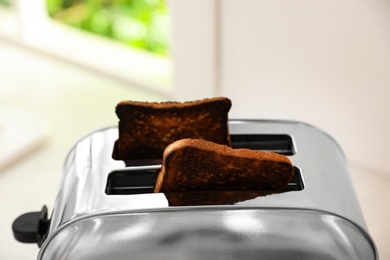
0 0 11 7
1 1 223 100
0 0 173 95
46 0 170 57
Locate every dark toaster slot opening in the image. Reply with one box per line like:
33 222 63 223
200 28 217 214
230 134 295 155
105 167 303 195
105 168 159 195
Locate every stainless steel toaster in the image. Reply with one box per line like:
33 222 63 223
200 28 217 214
13 119 378 259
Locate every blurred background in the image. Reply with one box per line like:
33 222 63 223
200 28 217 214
1 0 389 259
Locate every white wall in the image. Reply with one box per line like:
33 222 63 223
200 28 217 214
171 0 390 175
219 0 390 174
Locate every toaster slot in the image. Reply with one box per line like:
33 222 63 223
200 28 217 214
105 166 303 195
105 166 159 195
230 134 295 155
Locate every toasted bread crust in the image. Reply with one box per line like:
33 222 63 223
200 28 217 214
115 97 231 161
154 138 294 193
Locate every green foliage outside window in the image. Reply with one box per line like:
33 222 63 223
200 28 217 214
46 0 170 56
0 0 12 7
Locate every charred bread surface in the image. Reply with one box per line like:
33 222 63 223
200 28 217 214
115 97 231 160
154 138 294 193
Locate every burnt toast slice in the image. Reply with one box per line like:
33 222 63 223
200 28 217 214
154 138 294 193
115 97 231 161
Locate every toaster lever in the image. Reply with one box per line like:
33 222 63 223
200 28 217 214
12 205 50 247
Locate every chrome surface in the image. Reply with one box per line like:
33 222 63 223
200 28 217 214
38 120 377 259
40 208 376 260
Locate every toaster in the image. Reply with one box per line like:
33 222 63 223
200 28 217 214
13 119 378 259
